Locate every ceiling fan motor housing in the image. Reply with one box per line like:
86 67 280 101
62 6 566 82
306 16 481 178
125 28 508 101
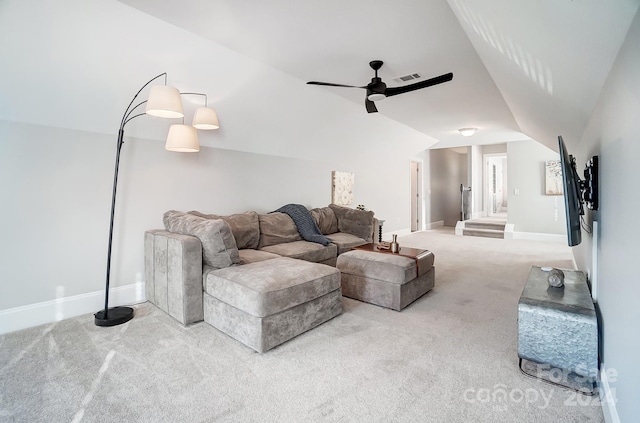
367 77 387 101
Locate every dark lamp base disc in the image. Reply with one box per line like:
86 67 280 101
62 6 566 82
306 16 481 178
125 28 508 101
95 306 134 327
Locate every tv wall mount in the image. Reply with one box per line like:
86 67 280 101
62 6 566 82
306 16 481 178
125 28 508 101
570 155 599 212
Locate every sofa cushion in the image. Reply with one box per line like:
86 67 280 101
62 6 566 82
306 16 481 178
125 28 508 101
238 249 281 264
204 257 340 317
260 240 337 263
188 211 260 250
310 207 339 235
163 210 241 268
325 232 367 255
257 212 302 248
328 204 375 242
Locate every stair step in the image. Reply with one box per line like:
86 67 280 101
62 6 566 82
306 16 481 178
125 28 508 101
463 228 505 239
464 221 506 231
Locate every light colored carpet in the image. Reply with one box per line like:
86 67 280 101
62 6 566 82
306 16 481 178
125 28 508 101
0 227 604 422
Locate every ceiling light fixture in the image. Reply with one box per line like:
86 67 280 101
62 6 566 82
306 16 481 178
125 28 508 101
459 127 477 137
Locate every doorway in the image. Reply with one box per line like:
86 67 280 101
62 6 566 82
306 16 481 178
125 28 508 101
484 154 507 218
410 160 422 231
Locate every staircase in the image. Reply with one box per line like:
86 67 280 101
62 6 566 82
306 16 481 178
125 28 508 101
459 219 506 239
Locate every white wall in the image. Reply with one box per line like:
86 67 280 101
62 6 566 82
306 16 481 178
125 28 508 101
506 140 566 235
482 143 507 155
570 9 640 421
0 119 424 311
0 0 440 315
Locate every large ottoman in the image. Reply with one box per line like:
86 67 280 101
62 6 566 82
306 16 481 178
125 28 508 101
203 257 342 353
336 249 435 311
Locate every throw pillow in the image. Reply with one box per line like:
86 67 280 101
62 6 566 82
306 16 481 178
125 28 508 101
328 204 375 242
188 210 260 250
163 210 241 268
309 207 339 235
257 213 302 248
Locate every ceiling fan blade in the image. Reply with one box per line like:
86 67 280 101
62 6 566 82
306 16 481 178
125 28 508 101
365 98 378 113
307 81 366 89
385 72 453 97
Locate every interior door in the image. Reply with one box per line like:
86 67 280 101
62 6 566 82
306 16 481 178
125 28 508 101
410 161 421 231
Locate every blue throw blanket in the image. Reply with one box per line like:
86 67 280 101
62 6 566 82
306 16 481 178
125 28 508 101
272 204 331 246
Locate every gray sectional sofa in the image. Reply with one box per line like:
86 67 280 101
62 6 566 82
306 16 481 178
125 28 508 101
145 204 377 352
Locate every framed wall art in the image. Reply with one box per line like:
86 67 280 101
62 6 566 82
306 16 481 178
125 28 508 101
545 160 563 195
331 171 354 206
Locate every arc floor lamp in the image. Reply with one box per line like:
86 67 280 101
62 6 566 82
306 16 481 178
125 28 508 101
95 73 219 327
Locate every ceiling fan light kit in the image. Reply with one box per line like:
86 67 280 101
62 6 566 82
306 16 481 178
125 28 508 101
367 93 386 101
307 60 453 114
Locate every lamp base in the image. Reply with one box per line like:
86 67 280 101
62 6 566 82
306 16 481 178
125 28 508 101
94 306 134 327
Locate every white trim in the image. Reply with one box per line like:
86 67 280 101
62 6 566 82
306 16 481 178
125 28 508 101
513 232 565 243
455 220 465 236
382 227 412 241
0 282 146 335
503 224 515 239
504 227 565 243
599 365 620 423
424 220 444 230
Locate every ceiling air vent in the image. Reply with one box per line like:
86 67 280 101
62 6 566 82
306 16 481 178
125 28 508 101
393 73 421 84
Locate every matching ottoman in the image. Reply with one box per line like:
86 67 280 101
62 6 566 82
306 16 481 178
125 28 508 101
336 250 435 311
204 257 342 353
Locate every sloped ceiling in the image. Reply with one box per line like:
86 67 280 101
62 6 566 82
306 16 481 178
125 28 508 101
0 0 441 162
447 0 640 149
1 1 637 153
118 0 639 151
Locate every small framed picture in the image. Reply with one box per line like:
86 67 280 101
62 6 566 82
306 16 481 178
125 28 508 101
545 160 563 195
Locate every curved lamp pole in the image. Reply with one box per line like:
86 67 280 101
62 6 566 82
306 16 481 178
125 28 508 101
95 73 183 327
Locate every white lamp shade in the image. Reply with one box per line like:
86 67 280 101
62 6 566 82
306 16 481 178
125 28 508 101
192 107 220 130
146 85 184 118
165 124 199 152
459 127 477 137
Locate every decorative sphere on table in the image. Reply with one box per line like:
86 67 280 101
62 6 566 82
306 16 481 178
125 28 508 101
547 268 565 288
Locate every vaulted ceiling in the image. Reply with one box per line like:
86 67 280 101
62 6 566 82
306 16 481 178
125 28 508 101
118 0 639 150
1 1 637 154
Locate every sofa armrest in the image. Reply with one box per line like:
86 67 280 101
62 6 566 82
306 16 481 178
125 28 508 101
145 229 204 325
328 204 376 243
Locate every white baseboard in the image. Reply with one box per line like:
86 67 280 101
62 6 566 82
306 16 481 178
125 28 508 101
599 365 620 423
0 282 146 335
424 220 444 230
503 225 565 243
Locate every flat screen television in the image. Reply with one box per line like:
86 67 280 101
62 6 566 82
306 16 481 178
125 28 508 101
558 136 598 247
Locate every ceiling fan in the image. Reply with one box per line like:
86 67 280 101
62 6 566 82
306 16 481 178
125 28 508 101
307 60 453 113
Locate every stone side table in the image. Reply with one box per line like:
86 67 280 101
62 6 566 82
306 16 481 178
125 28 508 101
518 266 598 390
